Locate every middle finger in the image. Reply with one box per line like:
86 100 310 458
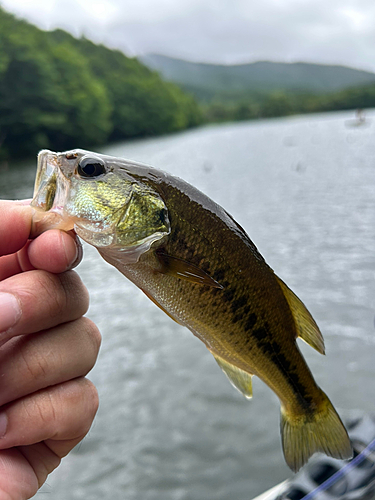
0 269 89 345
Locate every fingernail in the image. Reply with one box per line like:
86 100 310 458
0 293 22 334
71 235 83 269
62 232 83 270
0 413 7 438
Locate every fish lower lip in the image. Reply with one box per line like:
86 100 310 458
31 150 60 212
33 150 58 197
34 150 56 191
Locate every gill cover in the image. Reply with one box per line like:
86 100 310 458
76 181 171 262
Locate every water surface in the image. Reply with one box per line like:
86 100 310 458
1 110 375 499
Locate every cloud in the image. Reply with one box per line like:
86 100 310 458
96 0 375 71
2 0 375 71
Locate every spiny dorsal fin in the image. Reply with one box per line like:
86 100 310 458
211 352 253 399
276 276 325 355
156 251 223 288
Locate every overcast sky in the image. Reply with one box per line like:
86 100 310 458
2 0 375 72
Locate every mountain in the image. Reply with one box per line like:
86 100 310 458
139 54 375 102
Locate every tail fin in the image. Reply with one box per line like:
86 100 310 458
280 392 353 472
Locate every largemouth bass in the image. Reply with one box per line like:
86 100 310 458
31 149 352 472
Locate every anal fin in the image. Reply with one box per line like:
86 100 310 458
276 276 325 355
211 352 253 399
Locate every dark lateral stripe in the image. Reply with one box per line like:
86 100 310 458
244 313 257 331
231 295 248 313
253 323 314 409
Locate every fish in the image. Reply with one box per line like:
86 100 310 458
30 149 352 472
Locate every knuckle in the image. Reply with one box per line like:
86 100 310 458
30 270 88 320
84 379 100 417
66 378 99 417
23 389 57 429
19 340 50 382
48 379 99 440
71 317 101 373
81 317 102 354
70 379 99 437
29 270 68 319
58 271 89 316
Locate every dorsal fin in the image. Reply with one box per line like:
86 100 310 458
211 352 253 399
276 276 325 355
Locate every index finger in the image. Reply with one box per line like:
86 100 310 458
0 202 32 256
0 201 81 280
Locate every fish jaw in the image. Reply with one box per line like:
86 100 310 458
30 149 171 262
31 149 129 243
31 150 76 236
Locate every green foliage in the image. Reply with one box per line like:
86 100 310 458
48 33 202 139
201 84 375 124
0 7 202 160
261 92 294 117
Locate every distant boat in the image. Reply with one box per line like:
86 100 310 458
345 109 370 128
253 414 375 500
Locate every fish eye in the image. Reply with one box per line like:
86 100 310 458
77 156 106 178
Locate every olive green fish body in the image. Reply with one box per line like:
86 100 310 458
31 149 352 472
110 179 317 406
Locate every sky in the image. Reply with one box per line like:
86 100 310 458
2 0 375 72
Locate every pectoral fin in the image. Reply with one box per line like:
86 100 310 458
276 276 325 355
156 251 223 288
211 352 253 399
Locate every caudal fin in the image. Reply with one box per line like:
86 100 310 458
280 393 353 472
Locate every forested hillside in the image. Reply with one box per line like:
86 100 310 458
2 4 375 162
140 54 375 102
141 54 375 123
0 7 202 159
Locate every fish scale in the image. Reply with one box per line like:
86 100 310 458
31 148 352 472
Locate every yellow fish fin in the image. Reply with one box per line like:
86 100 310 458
211 352 253 399
156 251 223 288
280 390 353 472
141 288 183 325
276 276 325 355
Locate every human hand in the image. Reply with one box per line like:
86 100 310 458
0 200 101 499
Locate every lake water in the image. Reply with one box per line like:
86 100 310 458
1 110 375 499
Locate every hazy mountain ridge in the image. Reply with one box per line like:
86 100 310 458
140 54 375 101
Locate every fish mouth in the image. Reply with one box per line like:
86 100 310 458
30 150 75 237
32 150 58 210
30 149 125 246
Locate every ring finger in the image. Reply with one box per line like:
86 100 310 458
0 316 101 407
